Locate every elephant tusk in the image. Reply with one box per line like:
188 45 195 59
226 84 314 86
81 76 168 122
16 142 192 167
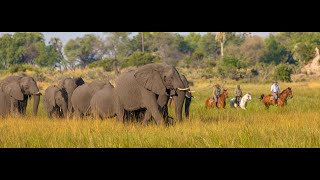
34 92 42 95
188 90 195 93
177 87 190 91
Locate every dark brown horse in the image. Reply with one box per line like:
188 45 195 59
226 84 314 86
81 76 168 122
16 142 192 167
260 87 293 108
205 89 228 109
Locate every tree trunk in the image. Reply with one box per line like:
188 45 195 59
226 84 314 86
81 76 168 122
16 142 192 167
142 32 144 52
221 42 224 57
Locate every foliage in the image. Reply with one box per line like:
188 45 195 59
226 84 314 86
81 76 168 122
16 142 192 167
64 34 104 68
88 59 114 71
274 64 293 82
122 52 161 67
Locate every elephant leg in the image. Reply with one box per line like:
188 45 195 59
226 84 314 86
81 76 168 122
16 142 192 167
144 97 164 126
116 108 124 123
10 97 19 115
142 110 152 125
19 95 28 115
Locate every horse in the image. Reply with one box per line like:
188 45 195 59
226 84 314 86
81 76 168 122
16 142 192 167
205 89 228 109
260 87 293 108
230 93 252 110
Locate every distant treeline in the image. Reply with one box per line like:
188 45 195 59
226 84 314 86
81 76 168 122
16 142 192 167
0 32 319 82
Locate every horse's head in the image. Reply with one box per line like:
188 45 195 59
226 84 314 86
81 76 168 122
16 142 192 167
246 93 252 101
286 87 293 99
222 88 228 98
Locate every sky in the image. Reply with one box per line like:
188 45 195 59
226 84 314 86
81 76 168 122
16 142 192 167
0 32 271 44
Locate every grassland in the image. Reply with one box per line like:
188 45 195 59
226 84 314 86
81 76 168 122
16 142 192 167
0 79 320 148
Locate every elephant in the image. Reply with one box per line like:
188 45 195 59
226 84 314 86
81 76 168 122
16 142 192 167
168 75 193 119
43 85 68 118
90 82 116 119
114 63 188 125
58 77 85 113
71 80 107 118
0 75 41 116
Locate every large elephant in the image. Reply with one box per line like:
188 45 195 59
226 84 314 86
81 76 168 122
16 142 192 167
90 82 116 119
43 85 68 118
71 80 106 118
168 75 193 119
58 77 85 113
0 75 41 116
114 63 188 125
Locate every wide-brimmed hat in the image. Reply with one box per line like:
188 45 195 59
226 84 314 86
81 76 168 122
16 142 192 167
273 80 278 83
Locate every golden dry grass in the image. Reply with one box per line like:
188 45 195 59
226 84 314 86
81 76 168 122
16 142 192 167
0 79 320 148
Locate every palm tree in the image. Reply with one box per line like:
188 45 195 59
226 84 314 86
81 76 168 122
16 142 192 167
215 32 226 57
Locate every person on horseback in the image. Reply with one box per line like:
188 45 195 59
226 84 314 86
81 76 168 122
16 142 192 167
235 85 243 106
271 80 280 106
212 84 221 106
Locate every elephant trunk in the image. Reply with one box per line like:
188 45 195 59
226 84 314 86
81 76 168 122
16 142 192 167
174 90 185 122
185 97 191 119
33 94 40 116
61 102 68 118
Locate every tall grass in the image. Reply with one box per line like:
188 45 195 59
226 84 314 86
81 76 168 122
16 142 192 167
0 81 320 147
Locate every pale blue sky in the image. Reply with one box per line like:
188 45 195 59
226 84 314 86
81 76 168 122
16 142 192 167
0 32 270 44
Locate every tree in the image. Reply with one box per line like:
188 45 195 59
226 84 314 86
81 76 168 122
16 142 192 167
197 33 220 60
148 32 182 65
64 34 104 69
104 32 132 74
215 32 226 57
104 32 132 60
0 32 60 69
274 64 292 82
261 35 289 65
49 37 65 71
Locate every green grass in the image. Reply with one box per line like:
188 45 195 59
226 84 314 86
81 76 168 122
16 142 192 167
0 81 320 148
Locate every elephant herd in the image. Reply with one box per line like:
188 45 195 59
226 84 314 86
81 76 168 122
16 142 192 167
0 63 194 125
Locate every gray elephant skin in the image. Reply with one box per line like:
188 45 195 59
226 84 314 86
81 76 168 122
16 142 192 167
114 63 188 125
58 77 85 113
168 75 193 119
71 80 106 118
43 85 68 118
90 82 116 119
0 75 41 116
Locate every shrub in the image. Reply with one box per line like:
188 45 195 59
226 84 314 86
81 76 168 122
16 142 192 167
122 52 160 68
274 64 293 82
88 59 113 72
8 64 39 74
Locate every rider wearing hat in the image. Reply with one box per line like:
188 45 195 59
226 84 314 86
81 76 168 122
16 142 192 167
271 80 280 106
235 85 243 106
212 84 222 106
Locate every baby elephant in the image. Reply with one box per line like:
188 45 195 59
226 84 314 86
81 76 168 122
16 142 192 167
43 85 68 118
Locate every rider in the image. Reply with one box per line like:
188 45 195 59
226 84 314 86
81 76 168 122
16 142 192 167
271 80 280 106
212 84 221 106
235 85 243 106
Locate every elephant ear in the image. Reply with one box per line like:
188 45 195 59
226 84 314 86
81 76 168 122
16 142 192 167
4 81 24 100
134 68 166 96
157 94 169 107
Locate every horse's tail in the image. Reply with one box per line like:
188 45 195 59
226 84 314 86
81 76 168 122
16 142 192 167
260 94 264 101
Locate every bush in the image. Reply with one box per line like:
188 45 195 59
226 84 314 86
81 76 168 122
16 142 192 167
88 59 113 71
122 52 160 68
274 64 293 82
8 64 39 74
217 55 245 80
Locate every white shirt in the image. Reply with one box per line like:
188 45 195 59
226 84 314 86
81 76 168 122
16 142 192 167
271 84 280 93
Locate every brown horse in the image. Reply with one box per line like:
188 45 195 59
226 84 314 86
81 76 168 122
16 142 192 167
205 89 228 109
260 87 293 108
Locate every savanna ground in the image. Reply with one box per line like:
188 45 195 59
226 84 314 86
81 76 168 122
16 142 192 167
1 77 320 148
